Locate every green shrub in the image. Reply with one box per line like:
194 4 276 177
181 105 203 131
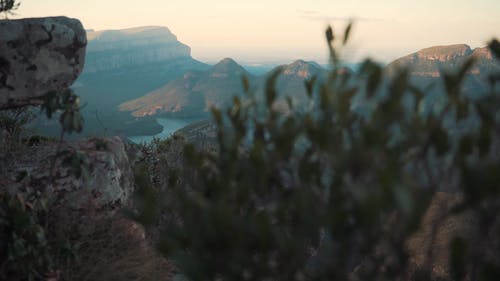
0 191 52 281
136 30 500 280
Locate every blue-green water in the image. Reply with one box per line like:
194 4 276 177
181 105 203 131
128 118 192 144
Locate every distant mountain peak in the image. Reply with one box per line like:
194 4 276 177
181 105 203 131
220 57 237 63
415 44 472 62
290 59 307 65
210 58 247 77
472 47 494 59
214 58 240 68
86 26 175 41
282 60 322 78
386 43 499 85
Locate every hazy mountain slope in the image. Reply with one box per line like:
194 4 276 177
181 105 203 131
84 26 194 73
79 26 209 108
271 60 326 108
120 59 326 118
388 44 473 77
387 44 499 99
34 26 210 138
119 58 251 117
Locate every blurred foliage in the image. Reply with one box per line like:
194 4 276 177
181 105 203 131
41 89 84 135
0 89 87 279
0 0 20 17
0 107 34 150
132 25 500 281
0 191 52 281
0 0 18 11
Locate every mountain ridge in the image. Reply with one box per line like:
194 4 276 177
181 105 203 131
118 58 327 117
118 42 498 120
119 58 252 117
387 44 498 77
83 26 200 73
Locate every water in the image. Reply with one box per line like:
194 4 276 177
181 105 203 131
128 118 193 144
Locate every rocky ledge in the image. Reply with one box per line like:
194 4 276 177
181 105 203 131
0 16 86 108
1 137 135 209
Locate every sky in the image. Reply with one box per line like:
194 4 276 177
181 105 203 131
14 0 500 64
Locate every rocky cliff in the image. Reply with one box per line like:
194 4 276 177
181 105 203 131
0 16 134 210
385 43 500 105
83 26 192 73
387 44 499 77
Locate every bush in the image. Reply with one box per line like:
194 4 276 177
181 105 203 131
133 25 500 281
0 191 52 281
0 108 34 147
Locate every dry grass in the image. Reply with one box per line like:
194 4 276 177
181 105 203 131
406 192 479 280
49 203 175 281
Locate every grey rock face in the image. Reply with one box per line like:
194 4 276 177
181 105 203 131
0 16 86 108
2 137 134 209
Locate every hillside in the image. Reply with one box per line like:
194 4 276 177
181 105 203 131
387 44 499 76
269 60 326 110
119 58 251 117
119 59 326 117
387 44 499 99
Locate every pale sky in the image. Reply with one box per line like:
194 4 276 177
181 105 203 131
13 0 500 63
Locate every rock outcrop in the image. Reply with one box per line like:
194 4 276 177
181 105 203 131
2 137 134 209
0 17 135 210
0 17 87 108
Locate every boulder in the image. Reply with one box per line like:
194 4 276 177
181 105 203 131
0 16 86 108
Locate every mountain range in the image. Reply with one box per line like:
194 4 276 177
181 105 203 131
31 25 500 139
119 43 498 120
388 44 498 99
118 58 327 117
33 26 209 137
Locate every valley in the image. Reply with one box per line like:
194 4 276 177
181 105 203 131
30 25 499 144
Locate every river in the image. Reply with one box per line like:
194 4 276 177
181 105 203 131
127 118 194 144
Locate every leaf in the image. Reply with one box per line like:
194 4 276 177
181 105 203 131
431 127 449 156
15 170 28 183
458 135 474 159
450 237 467 281
211 107 223 125
477 124 492 156
343 22 353 46
366 63 382 97
456 101 469 120
459 57 475 79
325 26 334 44
489 38 500 60
265 67 282 108
241 75 250 93
304 75 317 98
